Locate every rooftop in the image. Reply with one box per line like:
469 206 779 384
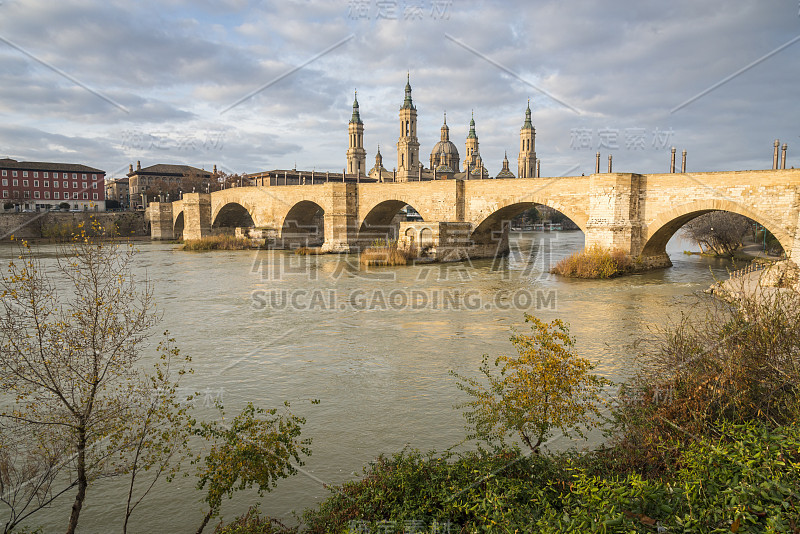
0 157 104 173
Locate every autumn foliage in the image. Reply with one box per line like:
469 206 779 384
452 314 610 453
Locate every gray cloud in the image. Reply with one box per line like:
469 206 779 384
0 0 796 176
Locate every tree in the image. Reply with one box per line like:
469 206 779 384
189 402 312 534
0 221 191 533
452 314 610 453
683 211 753 256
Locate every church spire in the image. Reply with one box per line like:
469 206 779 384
522 98 533 130
350 89 362 124
401 72 414 110
467 110 477 139
440 111 449 142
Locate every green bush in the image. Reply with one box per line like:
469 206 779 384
296 422 800 533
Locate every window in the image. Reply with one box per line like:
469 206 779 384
2 191 7 198
53 172 59 178
54 192 60 199
33 180 39 187
12 171 18 177
72 173 77 179
33 191 40 199
82 182 87 189
22 171 28 177
73 182 78 189
1 170 5 176
33 172 38 178
92 182 97 189
43 172 48 178
92 174 97 179
1 179 6 186
73 192 78 199
93 193 98 200
44 191 50 199
82 193 88 199
44 181 49 188
13 179 18 186
63 181 68 188
23 180 28 187
23 191 30 198
13 191 19 198
82 174 87 179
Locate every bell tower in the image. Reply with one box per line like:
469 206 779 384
518 100 537 178
396 73 420 181
347 90 366 176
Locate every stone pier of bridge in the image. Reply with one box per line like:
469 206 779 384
149 169 800 269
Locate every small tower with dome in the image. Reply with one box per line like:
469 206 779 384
496 151 516 179
429 112 460 172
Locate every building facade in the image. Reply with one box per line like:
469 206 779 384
105 177 130 209
127 161 212 207
0 157 105 212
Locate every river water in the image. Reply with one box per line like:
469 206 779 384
2 231 736 532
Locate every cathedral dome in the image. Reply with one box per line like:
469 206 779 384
430 139 459 160
429 112 460 170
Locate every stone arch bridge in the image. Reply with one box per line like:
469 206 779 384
150 169 800 268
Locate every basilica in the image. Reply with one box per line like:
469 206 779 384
347 75 541 182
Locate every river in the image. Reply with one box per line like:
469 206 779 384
1 231 737 532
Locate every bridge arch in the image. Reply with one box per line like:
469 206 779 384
280 200 325 247
173 211 184 240
469 200 589 245
641 199 792 258
212 202 255 231
357 199 425 246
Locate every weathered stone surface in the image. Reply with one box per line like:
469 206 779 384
0 211 148 240
150 169 800 268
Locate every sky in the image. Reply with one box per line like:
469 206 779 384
0 0 798 180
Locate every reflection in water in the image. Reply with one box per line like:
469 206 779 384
0 231 736 531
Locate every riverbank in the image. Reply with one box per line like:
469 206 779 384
0 211 148 240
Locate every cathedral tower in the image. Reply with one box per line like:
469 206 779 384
518 100 537 178
396 73 420 181
463 111 485 176
347 90 366 176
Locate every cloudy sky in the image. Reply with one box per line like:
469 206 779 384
0 0 798 179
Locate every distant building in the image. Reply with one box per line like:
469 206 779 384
127 161 212 207
0 157 106 212
105 177 130 209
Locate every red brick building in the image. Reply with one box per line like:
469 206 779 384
0 158 106 212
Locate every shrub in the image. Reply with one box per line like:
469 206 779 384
451 314 610 453
551 245 632 278
360 239 416 266
610 287 800 475
300 423 800 533
293 246 324 255
182 236 254 251
301 448 568 533
213 507 296 534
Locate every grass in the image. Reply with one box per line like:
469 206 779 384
182 235 255 251
360 239 417 266
294 246 324 255
551 244 632 278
